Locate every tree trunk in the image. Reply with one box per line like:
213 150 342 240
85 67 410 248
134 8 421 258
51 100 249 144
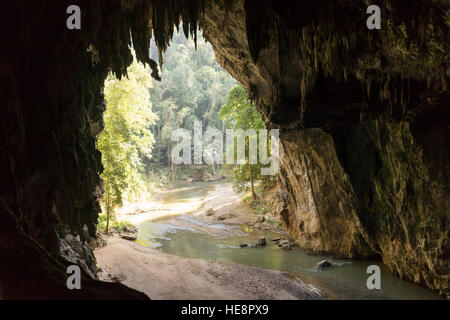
105 210 110 234
105 190 110 234
249 164 256 200
211 161 215 177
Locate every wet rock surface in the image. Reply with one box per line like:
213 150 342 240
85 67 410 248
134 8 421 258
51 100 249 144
272 238 297 251
316 260 333 270
254 236 267 247
277 124 449 296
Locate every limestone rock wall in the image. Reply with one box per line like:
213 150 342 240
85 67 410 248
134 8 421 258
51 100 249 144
342 120 449 296
277 128 373 259
202 0 449 296
276 122 449 297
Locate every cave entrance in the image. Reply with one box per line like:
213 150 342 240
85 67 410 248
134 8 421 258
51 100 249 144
3 0 446 300
93 28 288 298
1 0 281 299
95 28 240 237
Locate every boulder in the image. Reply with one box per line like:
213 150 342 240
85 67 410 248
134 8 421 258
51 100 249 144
122 225 137 233
281 243 294 250
254 236 266 247
316 260 332 269
121 234 137 241
277 239 296 250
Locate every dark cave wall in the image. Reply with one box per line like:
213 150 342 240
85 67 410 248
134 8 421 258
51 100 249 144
0 0 105 265
0 0 206 299
202 0 449 296
0 0 155 299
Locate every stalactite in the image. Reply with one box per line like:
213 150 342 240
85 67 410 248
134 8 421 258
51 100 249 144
241 1 448 114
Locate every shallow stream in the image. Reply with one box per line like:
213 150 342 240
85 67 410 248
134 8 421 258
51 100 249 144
135 183 442 300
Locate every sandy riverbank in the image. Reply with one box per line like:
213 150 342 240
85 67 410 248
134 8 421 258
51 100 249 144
94 182 320 299
95 237 323 300
116 182 283 232
115 182 251 224
114 183 210 224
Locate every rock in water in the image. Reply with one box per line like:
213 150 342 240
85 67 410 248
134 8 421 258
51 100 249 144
254 236 267 247
316 260 332 269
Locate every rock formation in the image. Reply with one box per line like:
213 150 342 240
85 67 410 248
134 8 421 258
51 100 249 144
202 0 449 297
0 0 448 298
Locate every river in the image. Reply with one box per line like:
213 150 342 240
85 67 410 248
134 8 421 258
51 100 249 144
134 182 442 300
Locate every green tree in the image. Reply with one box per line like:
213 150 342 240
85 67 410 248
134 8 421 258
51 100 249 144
219 85 267 199
98 53 156 233
148 30 236 169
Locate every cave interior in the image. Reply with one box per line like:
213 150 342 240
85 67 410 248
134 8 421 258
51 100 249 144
0 0 448 299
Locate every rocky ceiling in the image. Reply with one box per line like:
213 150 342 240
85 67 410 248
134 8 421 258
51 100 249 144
0 0 448 298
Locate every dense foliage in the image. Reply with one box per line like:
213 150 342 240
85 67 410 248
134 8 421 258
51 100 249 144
148 30 236 169
97 31 274 228
219 85 274 198
98 53 156 232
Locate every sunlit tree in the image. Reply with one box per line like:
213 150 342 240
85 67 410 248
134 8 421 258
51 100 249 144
98 52 156 233
219 85 267 199
148 30 236 168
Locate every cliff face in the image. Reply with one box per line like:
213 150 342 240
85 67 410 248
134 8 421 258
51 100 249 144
0 0 207 299
275 121 449 295
277 128 372 259
202 0 449 296
0 0 448 298
347 120 449 294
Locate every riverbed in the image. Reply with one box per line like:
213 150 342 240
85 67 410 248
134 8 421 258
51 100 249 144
99 182 443 300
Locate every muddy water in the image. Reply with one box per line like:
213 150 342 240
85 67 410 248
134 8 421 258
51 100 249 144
136 183 442 300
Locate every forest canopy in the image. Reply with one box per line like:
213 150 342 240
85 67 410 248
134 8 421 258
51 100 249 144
97 30 275 232
98 51 156 232
148 30 236 169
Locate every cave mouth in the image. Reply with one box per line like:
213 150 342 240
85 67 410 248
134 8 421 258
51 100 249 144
1 0 448 300
93 28 240 248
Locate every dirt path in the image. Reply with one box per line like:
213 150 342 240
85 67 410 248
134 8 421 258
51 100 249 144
95 237 323 300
